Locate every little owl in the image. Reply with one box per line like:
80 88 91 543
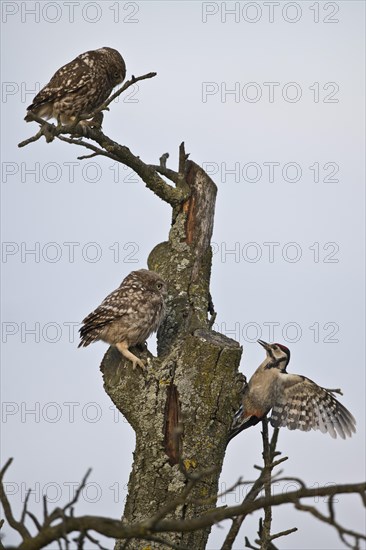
25 47 126 125
78 269 167 369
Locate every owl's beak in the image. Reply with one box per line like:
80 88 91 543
257 339 271 351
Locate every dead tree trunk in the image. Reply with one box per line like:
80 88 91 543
101 159 243 549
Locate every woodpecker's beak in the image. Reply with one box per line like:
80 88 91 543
257 339 271 351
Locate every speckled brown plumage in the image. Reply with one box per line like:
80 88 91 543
25 47 126 124
79 269 167 369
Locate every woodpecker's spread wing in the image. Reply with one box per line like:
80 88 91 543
271 374 356 439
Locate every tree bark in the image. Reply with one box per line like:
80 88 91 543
100 160 243 549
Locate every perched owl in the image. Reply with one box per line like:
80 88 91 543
79 269 167 369
25 47 126 125
229 340 356 441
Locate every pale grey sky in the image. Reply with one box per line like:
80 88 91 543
1 1 365 549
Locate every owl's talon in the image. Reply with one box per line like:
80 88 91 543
133 358 145 370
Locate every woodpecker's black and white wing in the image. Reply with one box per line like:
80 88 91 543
271 374 356 439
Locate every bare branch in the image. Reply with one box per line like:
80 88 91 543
44 469 92 528
270 456 288 469
0 481 358 550
220 475 266 549
75 72 157 122
179 142 189 174
260 419 275 549
221 423 282 550
145 478 197 529
76 152 101 160
57 135 121 163
20 489 32 524
21 121 187 205
295 501 366 549
159 152 169 169
18 74 190 206
3 454 364 550
64 469 92 514
73 531 109 550
272 476 306 489
270 527 298 541
144 462 216 530
0 530 5 550
0 458 31 541
149 165 182 185
245 536 262 550
249 522 298 550
26 511 42 532
42 495 49 524
17 126 46 147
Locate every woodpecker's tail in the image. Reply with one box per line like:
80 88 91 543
227 406 262 443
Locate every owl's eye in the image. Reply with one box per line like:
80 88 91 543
273 345 278 350
156 282 163 290
113 71 120 78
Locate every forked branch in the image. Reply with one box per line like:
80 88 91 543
1 459 365 550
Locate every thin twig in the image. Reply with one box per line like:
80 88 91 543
260 419 273 549
221 425 286 550
45 469 92 527
144 463 215 529
42 494 49 524
270 527 298 541
20 488 32 524
19 92 190 206
192 478 260 507
84 532 109 550
57 135 121 163
271 476 306 489
270 456 288 469
179 142 188 174
64 469 92 513
220 471 267 549
26 511 42 531
0 458 31 540
149 165 182 185
245 536 260 549
17 127 45 147
75 72 157 122
295 501 366 549
1 459 365 550
73 531 109 550
76 152 101 160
